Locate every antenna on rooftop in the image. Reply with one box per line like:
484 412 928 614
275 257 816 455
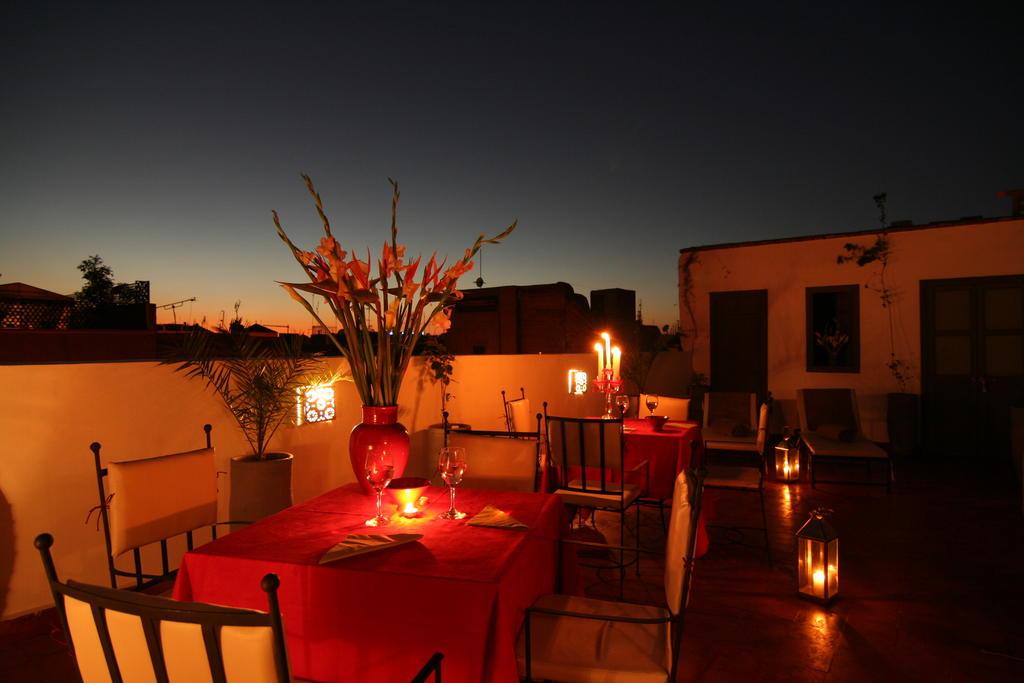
158 297 197 325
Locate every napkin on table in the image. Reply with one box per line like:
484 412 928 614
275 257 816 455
318 533 423 564
467 505 528 531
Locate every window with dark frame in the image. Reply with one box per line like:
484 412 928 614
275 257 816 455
806 285 860 372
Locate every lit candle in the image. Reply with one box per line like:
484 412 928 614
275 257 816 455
594 343 604 374
602 332 611 371
612 346 621 380
812 568 825 596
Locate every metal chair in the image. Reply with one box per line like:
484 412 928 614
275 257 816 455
701 397 773 564
797 388 893 492
501 387 532 433
90 424 246 590
517 468 705 682
544 407 649 596
443 410 543 492
409 653 444 683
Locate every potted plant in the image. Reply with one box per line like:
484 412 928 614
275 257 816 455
837 193 919 457
170 330 328 520
274 175 515 493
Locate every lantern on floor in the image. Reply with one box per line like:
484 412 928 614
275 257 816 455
774 427 800 482
796 508 839 603
567 369 588 396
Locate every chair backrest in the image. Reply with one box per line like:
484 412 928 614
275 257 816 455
445 429 541 492
108 447 218 557
663 467 704 616
703 391 757 433
91 425 219 590
501 387 526 431
35 533 290 683
643 394 690 422
796 388 861 433
507 397 533 433
544 413 624 494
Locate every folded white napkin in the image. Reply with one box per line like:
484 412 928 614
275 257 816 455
318 533 423 564
467 505 528 531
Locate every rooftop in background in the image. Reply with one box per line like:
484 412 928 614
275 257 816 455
679 214 1022 254
0 282 73 301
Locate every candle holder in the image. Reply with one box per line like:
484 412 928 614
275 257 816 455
387 477 430 518
592 368 623 419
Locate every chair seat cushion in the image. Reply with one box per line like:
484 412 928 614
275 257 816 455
804 433 888 459
555 482 641 509
516 594 671 683
703 466 761 489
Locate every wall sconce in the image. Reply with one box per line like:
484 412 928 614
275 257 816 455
567 369 588 396
296 384 336 425
797 508 839 603
774 427 800 482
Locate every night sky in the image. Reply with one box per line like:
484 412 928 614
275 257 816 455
2 2 1021 332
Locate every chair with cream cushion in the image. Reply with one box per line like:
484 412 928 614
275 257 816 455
502 387 533 433
35 532 291 683
444 410 542 492
641 394 691 423
796 388 893 492
517 468 704 682
91 425 242 590
545 409 649 596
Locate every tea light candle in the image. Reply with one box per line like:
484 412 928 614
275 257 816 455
387 477 430 518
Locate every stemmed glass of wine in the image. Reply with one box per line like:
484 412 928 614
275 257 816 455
645 394 660 416
364 448 394 527
437 446 467 520
616 394 631 418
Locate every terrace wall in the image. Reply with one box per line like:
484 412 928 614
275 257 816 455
0 353 607 620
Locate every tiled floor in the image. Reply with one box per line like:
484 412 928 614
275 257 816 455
3 458 1023 682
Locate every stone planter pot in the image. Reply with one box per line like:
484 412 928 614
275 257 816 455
229 452 293 522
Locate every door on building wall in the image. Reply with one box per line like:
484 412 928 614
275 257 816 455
921 276 1024 458
710 290 768 403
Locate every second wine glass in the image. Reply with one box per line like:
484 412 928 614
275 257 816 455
616 394 631 418
364 448 394 527
437 446 467 520
645 394 659 416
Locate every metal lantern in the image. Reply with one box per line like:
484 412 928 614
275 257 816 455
774 427 800 482
796 508 839 603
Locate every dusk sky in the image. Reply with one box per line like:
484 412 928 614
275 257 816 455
2 2 1021 332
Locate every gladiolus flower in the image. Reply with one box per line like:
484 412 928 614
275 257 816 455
425 309 452 336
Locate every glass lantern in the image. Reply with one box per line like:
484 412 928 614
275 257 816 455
796 508 839 603
774 427 800 482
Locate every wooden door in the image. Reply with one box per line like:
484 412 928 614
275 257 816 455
922 276 1024 458
710 290 768 403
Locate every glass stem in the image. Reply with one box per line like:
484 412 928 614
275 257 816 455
449 486 456 514
376 489 383 519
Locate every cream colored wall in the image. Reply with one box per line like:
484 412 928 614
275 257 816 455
678 219 1024 438
0 352 603 619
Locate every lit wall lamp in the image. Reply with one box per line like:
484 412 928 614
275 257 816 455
296 383 336 425
567 369 588 396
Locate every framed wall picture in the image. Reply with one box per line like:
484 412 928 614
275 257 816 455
806 285 860 372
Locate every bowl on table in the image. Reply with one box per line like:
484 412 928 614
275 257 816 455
645 415 670 432
387 477 431 517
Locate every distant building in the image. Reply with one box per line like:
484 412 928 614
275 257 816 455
0 282 74 329
443 282 592 354
590 288 637 345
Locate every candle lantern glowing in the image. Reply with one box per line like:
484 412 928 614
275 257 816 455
295 383 336 425
567 369 588 396
796 508 839 603
387 477 430 518
774 427 801 482
592 332 624 418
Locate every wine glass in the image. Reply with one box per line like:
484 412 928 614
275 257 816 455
437 446 467 520
364 448 394 527
616 394 631 418
645 394 659 416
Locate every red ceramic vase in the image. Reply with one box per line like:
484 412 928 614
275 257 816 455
349 406 410 495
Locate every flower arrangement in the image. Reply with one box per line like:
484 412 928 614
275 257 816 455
274 175 515 407
814 320 849 366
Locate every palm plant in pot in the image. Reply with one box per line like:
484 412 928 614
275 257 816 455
274 174 515 493
171 330 328 520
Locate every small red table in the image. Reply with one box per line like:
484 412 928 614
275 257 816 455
173 485 566 683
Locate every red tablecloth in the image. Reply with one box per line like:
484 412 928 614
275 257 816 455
624 418 702 500
173 485 567 683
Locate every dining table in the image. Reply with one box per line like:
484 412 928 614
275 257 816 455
173 484 569 683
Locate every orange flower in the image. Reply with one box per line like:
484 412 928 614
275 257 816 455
425 308 452 336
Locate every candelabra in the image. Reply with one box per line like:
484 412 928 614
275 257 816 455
592 367 623 419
